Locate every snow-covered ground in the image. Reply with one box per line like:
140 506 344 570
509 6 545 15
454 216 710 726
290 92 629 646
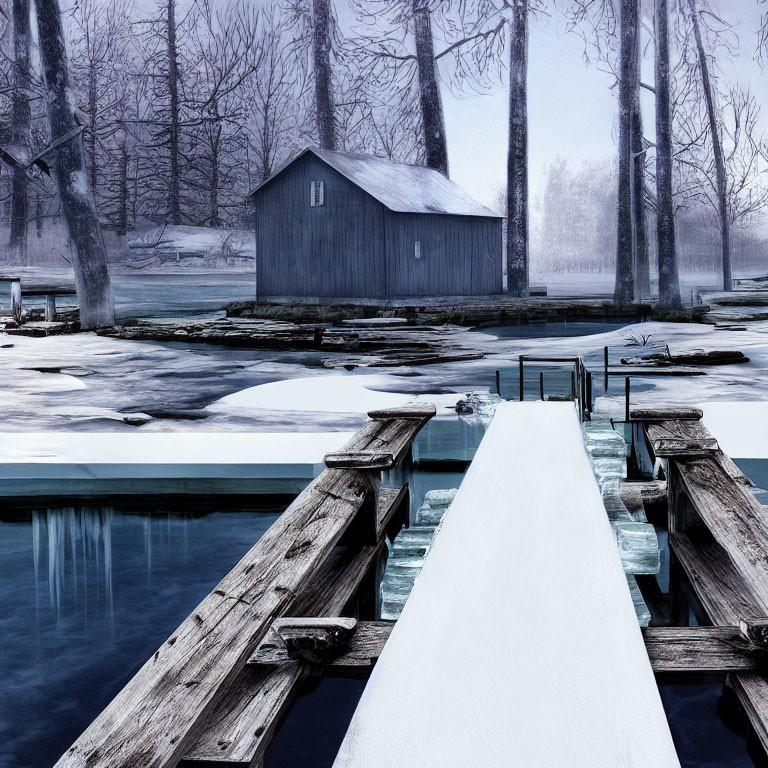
0 319 766 433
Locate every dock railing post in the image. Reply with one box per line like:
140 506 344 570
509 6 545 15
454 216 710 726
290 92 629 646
519 358 524 401
625 377 631 422
604 346 609 392
495 370 501 397
45 294 56 322
586 371 593 418
539 371 544 401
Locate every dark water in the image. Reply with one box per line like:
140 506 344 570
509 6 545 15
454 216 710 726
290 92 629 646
479 319 631 339
0 503 279 768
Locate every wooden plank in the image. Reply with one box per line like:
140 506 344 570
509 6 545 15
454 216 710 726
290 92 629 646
645 627 768 682
56 468 377 768
182 542 385 766
646 419 719 456
367 404 436 420
326 413 432 470
631 407 703 421
670 532 759 625
674 454 768 612
377 485 408 540
251 621 768 682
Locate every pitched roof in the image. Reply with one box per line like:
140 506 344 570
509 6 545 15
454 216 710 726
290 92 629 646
249 147 501 218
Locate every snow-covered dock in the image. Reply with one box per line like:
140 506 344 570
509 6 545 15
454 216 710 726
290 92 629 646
333 401 680 767
0 431 353 498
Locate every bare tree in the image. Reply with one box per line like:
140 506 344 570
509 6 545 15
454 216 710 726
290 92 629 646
312 0 336 149
654 0 682 307
412 0 448 174
33 0 114 327
507 0 528 296
686 0 730 289
615 0 638 305
9 0 32 263
631 23 650 299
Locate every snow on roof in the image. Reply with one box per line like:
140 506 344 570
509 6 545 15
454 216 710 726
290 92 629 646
250 147 501 218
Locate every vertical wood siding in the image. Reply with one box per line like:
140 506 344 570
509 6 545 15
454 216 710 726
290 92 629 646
385 212 502 296
254 153 502 299
255 154 386 298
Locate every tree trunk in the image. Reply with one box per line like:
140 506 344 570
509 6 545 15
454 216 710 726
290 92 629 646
116 139 128 236
655 0 682 308
632 10 650 300
312 0 336 150
87 68 98 198
413 0 448 176
168 0 182 224
615 0 637 306
506 0 528 297
10 0 31 265
34 0 114 328
688 0 731 290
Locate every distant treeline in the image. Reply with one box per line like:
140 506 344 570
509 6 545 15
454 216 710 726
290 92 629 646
533 157 768 276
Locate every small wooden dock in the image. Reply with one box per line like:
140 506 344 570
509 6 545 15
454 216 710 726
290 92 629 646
51 396 768 766
53 404 432 768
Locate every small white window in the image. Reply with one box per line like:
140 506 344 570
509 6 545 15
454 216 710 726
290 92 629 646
310 180 325 207
414 241 422 259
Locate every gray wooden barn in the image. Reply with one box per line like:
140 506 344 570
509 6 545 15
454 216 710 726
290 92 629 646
249 147 503 300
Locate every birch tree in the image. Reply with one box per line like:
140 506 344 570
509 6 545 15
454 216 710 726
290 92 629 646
33 0 114 327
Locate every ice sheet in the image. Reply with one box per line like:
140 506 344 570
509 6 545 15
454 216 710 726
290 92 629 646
334 402 679 768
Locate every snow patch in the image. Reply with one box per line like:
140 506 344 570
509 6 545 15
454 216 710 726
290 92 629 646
700 401 768 459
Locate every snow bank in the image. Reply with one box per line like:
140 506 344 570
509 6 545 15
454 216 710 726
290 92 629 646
208 374 413 415
334 401 679 768
700 401 768 459
0 431 353 465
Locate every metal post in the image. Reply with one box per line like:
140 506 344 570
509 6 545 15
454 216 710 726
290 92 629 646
495 370 501 397
604 346 609 391
539 371 544 400
519 358 524 401
625 377 631 422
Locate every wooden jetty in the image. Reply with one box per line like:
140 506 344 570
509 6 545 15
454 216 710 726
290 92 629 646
632 405 768 754
53 404 432 768
51 395 768 766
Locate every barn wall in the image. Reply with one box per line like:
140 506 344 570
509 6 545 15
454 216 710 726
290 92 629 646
385 212 503 296
254 154 386 298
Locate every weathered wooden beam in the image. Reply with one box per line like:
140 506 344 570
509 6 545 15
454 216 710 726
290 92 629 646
249 620 768 684
325 412 433 470
645 626 768 683
377 485 409 541
672 454 768 612
367 404 437 421
181 542 387 767
741 619 768 649
55 468 378 768
646 419 719 457
631 407 703 421
273 617 358 664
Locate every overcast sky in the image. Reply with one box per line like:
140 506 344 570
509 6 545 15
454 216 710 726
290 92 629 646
436 0 768 211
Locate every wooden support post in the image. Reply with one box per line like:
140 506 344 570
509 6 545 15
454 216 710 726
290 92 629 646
539 371 544 401
519 358 524 401
604 345 609 391
570 370 576 399
495 370 501 397
10 279 21 324
625 377 631 422
45 294 56 322
586 371 593 416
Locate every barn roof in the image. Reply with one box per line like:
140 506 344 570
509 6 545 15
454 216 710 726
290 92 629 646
249 147 501 218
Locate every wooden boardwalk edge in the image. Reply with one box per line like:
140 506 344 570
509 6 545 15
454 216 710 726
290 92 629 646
54 405 430 768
